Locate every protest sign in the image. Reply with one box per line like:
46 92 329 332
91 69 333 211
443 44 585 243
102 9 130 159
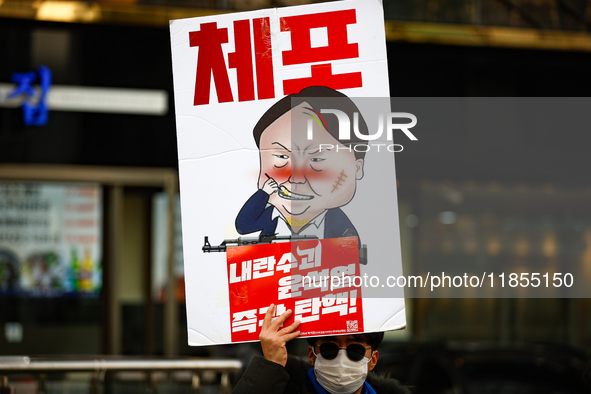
170 0 406 345
227 237 364 342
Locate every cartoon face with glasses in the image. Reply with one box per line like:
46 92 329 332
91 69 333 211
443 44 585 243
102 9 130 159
235 86 368 243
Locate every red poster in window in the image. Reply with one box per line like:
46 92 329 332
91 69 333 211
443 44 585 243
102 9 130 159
227 237 364 342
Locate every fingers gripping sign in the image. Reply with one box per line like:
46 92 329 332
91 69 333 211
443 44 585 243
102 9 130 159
259 304 301 367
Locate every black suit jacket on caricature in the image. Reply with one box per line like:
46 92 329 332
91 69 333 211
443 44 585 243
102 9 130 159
235 189 360 243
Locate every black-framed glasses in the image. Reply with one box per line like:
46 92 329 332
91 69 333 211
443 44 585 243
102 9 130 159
313 342 372 362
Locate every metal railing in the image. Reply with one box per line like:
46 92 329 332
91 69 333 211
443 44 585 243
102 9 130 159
0 357 243 394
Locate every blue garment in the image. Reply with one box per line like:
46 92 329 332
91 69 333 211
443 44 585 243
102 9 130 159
306 368 376 394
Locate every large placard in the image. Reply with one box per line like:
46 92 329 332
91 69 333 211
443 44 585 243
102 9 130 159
170 0 406 345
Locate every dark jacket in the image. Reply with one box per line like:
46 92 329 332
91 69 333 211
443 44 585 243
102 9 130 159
232 356 410 394
235 190 359 239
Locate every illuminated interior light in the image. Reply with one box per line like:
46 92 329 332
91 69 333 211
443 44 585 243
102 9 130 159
36 1 100 23
542 231 557 258
486 236 501 256
515 234 529 257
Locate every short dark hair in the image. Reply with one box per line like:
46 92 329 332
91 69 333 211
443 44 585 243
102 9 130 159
306 332 385 352
252 86 369 160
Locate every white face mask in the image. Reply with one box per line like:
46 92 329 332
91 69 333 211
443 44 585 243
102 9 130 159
314 349 371 394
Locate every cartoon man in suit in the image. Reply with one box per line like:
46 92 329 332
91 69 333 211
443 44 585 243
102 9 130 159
235 86 369 247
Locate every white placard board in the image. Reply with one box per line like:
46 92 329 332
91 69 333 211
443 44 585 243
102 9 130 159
170 0 405 345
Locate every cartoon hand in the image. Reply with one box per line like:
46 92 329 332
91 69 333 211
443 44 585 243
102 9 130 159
262 173 279 195
259 304 301 367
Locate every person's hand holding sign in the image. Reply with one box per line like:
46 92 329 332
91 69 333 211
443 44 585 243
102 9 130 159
259 304 301 367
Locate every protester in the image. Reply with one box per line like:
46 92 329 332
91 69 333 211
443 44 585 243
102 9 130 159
232 304 410 394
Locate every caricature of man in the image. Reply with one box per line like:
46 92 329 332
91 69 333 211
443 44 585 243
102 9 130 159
235 86 369 244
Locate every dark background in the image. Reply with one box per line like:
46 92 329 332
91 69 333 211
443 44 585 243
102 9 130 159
1 18 591 182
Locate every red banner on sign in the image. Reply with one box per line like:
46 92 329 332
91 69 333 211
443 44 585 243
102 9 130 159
226 237 364 342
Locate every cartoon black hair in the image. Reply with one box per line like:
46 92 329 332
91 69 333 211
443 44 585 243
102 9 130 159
252 86 370 160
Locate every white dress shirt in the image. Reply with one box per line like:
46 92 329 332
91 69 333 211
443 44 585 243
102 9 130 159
270 206 326 240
